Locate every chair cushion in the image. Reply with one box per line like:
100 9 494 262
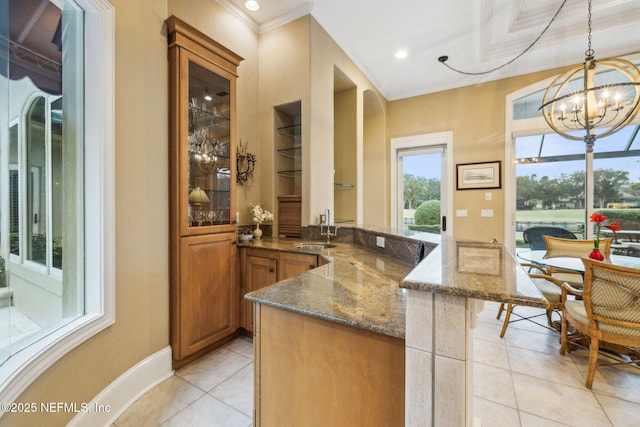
531 277 561 303
543 236 613 259
565 300 588 326
548 271 583 288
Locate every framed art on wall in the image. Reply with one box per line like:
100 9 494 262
456 161 501 190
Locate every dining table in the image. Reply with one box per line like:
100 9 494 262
517 249 640 273
517 248 640 361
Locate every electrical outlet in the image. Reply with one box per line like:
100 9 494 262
376 236 385 248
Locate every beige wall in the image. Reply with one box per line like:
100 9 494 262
258 16 311 231
386 69 567 242
308 18 386 226
334 87 357 223
363 90 387 226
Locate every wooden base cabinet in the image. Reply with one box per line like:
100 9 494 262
174 233 238 362
240 248 318 333
240 248 277 333
254 304 405 426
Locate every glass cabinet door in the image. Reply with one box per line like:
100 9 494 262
187 60 232 228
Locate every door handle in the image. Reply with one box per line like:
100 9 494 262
442 215 447 232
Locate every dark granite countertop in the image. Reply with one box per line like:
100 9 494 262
244 228 546 339
243 237 416 339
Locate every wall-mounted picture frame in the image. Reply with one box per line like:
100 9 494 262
456 161 501 190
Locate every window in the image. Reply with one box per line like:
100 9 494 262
0 0 114 403
506 56 640 252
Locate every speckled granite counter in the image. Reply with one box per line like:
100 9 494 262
243 237 416 339
401 238 546 308
245 230 546 340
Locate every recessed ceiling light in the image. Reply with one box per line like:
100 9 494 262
245 0 260 11
395 50 408 59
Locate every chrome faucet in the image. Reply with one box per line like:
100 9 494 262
320 208 338 243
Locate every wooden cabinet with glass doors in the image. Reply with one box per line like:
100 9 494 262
166 16 243 368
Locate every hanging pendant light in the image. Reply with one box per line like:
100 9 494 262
539 0 640 153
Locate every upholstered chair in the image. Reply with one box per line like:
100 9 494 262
543 236 614 288
560 258 640 389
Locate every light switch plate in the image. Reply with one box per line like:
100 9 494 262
481 209 494 217
485 192 492 201
456 209 468 217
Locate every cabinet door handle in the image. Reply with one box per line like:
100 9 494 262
269 267 275 273
309 264 315 269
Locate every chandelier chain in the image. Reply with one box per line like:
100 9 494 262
438 0 567 76
586 0 594 57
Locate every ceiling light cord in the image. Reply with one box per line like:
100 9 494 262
438 0 568 76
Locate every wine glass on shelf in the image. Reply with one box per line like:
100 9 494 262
207 211 217 225
195 211 206 227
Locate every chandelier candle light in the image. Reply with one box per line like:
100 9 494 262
589 213 620 261
250 204 273 239
539 0 640 153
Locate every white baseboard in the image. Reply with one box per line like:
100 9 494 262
68 346 173 427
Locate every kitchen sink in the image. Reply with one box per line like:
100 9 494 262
294 243 336 250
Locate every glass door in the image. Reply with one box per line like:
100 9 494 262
184 56 234 233
396 147 446 235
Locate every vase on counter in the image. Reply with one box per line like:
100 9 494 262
254 223 263 239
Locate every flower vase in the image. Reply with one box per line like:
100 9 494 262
589 248 604 261
253 223 263 239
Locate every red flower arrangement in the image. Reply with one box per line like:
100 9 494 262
589 213 620 261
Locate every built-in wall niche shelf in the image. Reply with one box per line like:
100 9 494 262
277 147 301 158
277 124 301 140
334 182 354 189
277 170 302 179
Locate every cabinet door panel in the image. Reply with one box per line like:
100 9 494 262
177 233 238 359
278 252 317 281
242 254 277 331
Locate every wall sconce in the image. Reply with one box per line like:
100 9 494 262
237 139 256 184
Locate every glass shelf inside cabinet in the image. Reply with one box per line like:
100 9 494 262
187 59 232 228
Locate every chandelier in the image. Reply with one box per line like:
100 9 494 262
188 129 219 174
539 0 640 153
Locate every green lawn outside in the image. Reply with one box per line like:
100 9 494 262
516 209 584 223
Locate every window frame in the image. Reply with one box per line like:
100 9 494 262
504 54 640 252
0 0 115 404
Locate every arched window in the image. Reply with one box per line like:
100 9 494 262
0 0 114 403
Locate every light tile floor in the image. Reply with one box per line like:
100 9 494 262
115 302 640 426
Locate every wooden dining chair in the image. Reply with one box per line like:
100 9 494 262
543 236 614 288
497 263 565 338
560 258 640 389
